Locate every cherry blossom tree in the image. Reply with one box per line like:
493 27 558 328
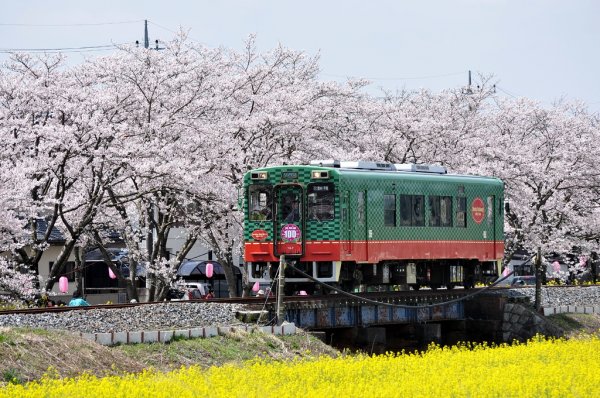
2 33 600 304
464 98 600 267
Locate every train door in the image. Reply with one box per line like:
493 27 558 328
487 195 496 258
366 190 383 263
341 190 351 256
354 190 368 261
274 184 305 257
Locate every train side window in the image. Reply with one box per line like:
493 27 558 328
307 183 334 221
456 197 467 228
429 196 452 227
487 196 494 225
400 194 424 226
384 194 396 227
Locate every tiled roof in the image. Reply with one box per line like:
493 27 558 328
34 219 66 243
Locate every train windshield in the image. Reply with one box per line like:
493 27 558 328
248 185 272 221
307 183 334 221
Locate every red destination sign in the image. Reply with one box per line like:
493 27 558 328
251 229 268 241
471 197 485 224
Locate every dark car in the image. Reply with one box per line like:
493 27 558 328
510 276 537 287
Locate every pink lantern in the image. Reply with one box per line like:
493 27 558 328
252 281 260 292
108 266 117 279
553 261 561 273
206 262 214 278
58 276 69 293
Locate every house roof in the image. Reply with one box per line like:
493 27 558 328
34 219 66 243
85 248 129 262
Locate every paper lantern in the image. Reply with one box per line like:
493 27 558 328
252 281 260 292
552 261 561 273
108 266 117 279
206 262 214 278
58 276 69 293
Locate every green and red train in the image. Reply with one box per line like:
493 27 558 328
243 160 504 294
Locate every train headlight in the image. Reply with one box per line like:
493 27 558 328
251 172 268 180
311 171 329 179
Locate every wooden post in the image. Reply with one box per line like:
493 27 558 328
276 255 286 326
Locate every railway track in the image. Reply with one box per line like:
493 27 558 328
0 286 524 316
1 285 597 334
1 284 596 317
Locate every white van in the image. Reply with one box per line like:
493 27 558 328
170 282 211 300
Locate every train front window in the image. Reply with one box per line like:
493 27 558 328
307 183 334 221
248 186 272 221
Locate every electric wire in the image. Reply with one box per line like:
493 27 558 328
320 70 467 81
0 43 129 54
0 20 143 27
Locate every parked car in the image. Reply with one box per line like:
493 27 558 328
494 275 536 287
168 282 212 300
510 275 537 287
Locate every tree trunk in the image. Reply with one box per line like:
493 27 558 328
534 247 542 312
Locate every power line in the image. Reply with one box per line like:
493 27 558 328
495 85 518 98
0 43 129 54
0 20 143 27
320 70 467 81
147 20 210 47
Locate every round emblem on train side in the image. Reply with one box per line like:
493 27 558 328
471 197 485 224
280 224 301 242
251 229 268 241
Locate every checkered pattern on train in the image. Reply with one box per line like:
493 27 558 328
243 165 341 242
243 166 504 244
337 170 504 243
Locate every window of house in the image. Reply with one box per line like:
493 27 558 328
400 194 425 226
384 194 396 227
429 196 453 227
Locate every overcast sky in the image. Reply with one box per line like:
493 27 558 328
1 0 598 113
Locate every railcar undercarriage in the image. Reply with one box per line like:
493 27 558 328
247 259 499 295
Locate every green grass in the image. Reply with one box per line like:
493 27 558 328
1 369 22 385
115 328 337 370
548 314 584 331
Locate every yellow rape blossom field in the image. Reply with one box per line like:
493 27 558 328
1 335 599 398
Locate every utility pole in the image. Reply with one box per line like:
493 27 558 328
144 19 149 49
136 20 161 50
462 70 473 95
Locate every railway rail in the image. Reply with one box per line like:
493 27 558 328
1 284 590 317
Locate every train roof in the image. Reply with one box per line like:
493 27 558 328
247 161 502 185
